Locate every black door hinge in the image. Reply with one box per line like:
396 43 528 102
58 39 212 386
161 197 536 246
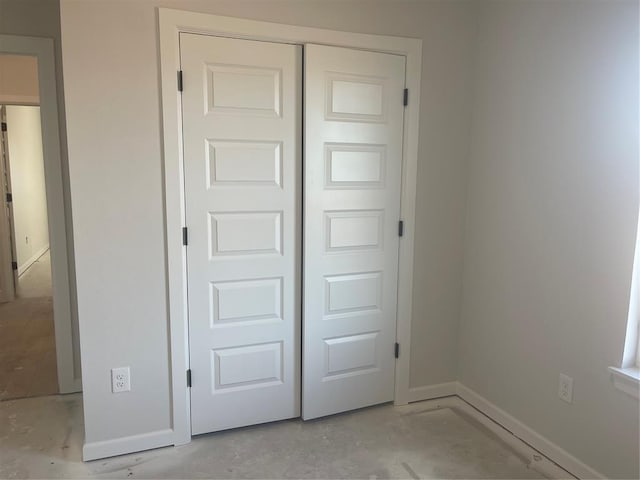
5 193 11 203
182 227 188 246
1 122 6 132
394 342 400 359
403 88 408 106
177 70 183 92
11 261 17 271
398 220 404 237
186 369 192 387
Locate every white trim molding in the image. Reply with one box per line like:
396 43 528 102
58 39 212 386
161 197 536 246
407 382 458 403
451 398 576 479
0 35 79 394
18 244 49 277
455 383 604 480
406 383 604 479
609 366 640 399
158 8 422 446
83 429 174 461
403 396 574 479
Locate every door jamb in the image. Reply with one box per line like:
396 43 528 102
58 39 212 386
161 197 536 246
0 105 18 301
0 35 80 393
158 8 422 446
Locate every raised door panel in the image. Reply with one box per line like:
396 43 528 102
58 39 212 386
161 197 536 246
212 342 283 391
206 64 282 117
326 144 386 188
207 140 282 187
210 277 283 326
209 212 282 257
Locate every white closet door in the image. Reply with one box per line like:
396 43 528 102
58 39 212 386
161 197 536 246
181 34 301 435
303 44 406 419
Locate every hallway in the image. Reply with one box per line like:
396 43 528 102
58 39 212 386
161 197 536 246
0 250 57 400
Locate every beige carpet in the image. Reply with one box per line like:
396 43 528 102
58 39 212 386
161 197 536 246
0 251 58 401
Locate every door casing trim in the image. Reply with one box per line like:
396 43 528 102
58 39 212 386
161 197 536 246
158 8 422 446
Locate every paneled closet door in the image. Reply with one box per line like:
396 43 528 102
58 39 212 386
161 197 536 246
180 33 301 435
303 44 406 419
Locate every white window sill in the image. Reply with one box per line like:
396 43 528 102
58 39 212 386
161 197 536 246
609 366 640 399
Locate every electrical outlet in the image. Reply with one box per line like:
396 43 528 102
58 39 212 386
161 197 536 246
111 367 131 393
558 373 573 403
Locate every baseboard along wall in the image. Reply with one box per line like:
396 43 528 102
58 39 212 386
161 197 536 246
407 381 604 479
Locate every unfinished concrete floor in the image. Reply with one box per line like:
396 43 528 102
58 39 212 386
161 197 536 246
0 394 552 479
0 251 58 401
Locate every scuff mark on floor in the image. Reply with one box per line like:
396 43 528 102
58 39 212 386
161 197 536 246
401 461 420 479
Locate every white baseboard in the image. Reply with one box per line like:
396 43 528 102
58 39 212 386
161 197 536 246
83 428 174 461
455 383 604 479
80 383 604 476
59 376 82 395
18 244 49 276
408 381 458 403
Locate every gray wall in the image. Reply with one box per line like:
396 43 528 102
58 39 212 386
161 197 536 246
458 1 639 478
59 0 475 447
0 0 81 386
59 1 640 475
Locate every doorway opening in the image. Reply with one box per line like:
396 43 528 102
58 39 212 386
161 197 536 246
0 54 58 400
0 35 80 400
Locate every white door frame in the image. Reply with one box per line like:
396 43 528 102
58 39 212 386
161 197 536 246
159 8 422 446
0 35 80 393
0 105 18 302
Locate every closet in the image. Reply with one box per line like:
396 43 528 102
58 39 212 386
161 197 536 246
179 33 406 436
